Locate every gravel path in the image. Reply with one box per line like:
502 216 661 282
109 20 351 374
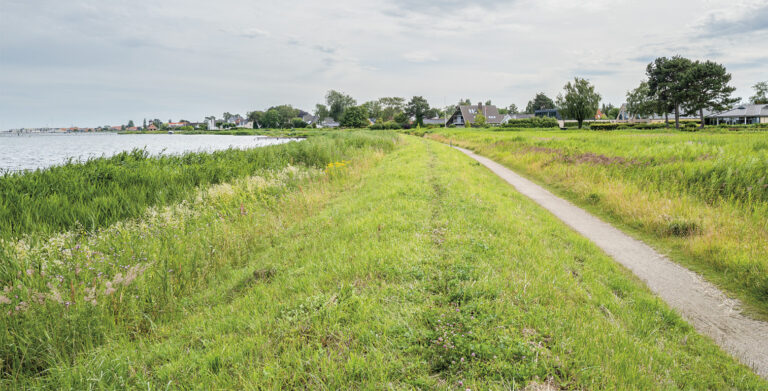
454 146 768 379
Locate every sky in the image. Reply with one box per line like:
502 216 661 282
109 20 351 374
1 0 767 129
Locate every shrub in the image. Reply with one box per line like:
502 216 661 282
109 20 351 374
500 117 559 129
369 120 402 130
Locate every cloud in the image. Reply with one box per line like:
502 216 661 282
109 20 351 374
697 3 768 37
402 51 439 63
237 28 270 39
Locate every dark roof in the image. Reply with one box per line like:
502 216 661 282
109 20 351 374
710 104 768 118
451 104 504 124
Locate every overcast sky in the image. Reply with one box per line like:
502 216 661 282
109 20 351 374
1 0 766 129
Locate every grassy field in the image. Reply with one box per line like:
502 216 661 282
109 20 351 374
427 129 768 319
2 134 765 388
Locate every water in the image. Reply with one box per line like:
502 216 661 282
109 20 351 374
0 132 300 172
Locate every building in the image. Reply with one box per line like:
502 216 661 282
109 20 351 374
535 109 562 120
147 124 158 131
707 104 768 125
502 113 535 123
422 118 446 126
318 118 340 128
168 121 190 128
447 103 504 126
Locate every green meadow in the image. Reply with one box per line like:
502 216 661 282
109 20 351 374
1 132 765 388
428 129 768 319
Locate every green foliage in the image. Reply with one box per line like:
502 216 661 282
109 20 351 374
339 106 369 128
325 90 357 121
525 93 555 114
556 78 601 128
290 118 308 128
626 81 656 119
406 96 430 127
314 104 329 122
750 81 768 104
607 107 620 119
682 60 738 128
369 120 402 130
500 117 559 128
473 113 486 127
646 56 694 128
378 97 406 121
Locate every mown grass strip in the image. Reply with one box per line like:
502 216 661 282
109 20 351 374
428 129 768 319
19 136 766 389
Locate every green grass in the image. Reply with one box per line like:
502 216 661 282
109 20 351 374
0 131 394 239
2 135 765 388
427 129 768 319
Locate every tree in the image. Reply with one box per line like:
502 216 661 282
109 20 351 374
325 90 357 121
751 81 768 104
525 93 555 114
556 77 601 129
143 118 147 129
127 120 135 127
474 113 486 127
379 97 405 120
626 81 657 120
458 98 472 106
222 112 234 123
248 111 265 128
607 107 620 119
507 104 519 114
646 56 693 129
484 99 492 106
261 109 282 129
290 118 308 128
339 106 369 128
314 104 330 121
682 60 738 129
405 96 430 126
425 107 442 119
362 100 383 120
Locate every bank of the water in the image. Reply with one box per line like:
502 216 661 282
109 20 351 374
0 131 392 239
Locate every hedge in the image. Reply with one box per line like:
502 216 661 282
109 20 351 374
500 117 559 128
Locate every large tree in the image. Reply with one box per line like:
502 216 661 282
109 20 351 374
248 111 265 128
646 56 693 129
751 81 768 104
325 90 357 121
314 104 330 121
127 120 135 127
626 81 657 120
362 100 383 120
379 97 405 120
507 104 519 114
405 96 430 126
556 78 601 129
339 105 369 128
525 93 555 114
682 60 738 129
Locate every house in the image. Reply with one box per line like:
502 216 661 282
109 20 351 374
447 103 504 126
534 109 562 120
707 104 768 125
147 124 158 131
502 113 535 123
318 118 340 128
301 114 318 125
422 118 445 126
126 127 139 131
168 121 189 128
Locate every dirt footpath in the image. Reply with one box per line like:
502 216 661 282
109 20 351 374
454 146 768 379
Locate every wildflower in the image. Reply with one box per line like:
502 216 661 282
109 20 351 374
26 269 34 276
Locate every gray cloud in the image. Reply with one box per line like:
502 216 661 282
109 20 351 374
698 4 768 37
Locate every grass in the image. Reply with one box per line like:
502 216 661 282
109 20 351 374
1 134 765 388
0 131 394 239
427 129 768 319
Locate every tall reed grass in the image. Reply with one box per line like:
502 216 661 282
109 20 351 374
0 132 395 239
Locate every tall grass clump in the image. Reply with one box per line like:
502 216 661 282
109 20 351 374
0 131 395 240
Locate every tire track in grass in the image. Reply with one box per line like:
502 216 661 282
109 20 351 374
453 145 768 379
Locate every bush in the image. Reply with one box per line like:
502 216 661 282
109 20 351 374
500 117 559 129
369 120 402 130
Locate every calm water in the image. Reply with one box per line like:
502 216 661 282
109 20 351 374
0 133 300 172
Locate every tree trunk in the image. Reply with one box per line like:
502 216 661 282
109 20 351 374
665 112 669 127
578 119 583 129
674 104 680 129
700 109 705 129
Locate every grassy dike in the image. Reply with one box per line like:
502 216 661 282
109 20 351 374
427 129 768 320
17 136 766 389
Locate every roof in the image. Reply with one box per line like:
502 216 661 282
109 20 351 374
503 113 534 121
452 104 504 124
710 104 768 118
